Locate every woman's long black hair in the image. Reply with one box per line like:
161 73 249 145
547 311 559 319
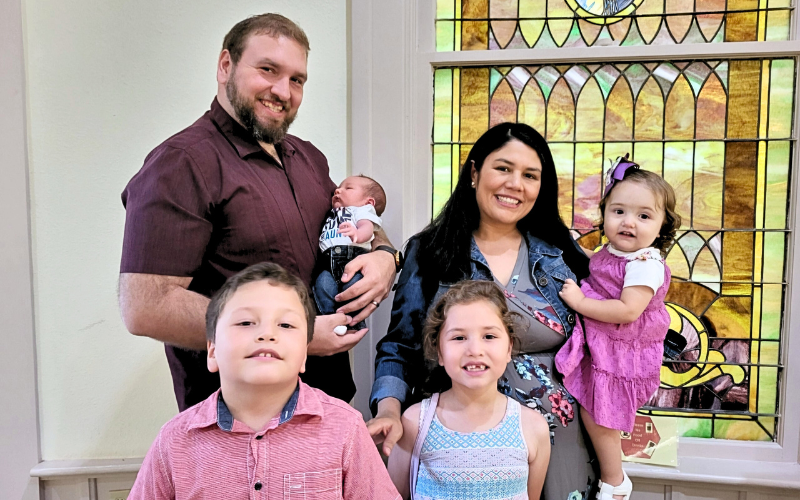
416 122 589 284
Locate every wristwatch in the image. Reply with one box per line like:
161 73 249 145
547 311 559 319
374 245 404 272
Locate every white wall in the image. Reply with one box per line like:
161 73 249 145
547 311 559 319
24 0 348 460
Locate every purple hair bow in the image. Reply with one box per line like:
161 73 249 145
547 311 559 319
604 153 639 196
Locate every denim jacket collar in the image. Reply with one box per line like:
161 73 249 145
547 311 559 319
468 232 563 279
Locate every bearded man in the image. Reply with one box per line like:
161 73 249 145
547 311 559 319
119 14 399 411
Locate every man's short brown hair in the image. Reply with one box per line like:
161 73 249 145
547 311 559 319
223 13 310 64
206 262 316 343
357 175 387 216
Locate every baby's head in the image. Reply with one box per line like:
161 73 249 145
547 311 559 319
332 175 387 215
599 168 681 255
205 263 316 389
422 281 521 390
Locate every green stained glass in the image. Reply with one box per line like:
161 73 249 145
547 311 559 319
433 145 452 217
432 59 794 441
758 367 779 414
679 418 712 438
434 70 453 143
768 60 795 139
713 419 771 441
437 21 456 51
490 68 503 95
761 285 782 341
765 141 790 229
437 0 455 18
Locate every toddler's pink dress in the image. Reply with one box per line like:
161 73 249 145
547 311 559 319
555 245 671 433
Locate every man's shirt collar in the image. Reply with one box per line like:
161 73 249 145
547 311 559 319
209 98 296 159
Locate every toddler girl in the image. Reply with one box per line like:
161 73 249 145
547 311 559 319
554 155 681 500
387 280 551 500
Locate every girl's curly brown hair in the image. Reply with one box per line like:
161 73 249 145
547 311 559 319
598 169 682 256
422 280 523 370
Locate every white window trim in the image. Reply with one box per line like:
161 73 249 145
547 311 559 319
350 0 800 488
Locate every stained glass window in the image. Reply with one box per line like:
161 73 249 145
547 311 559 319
432 58 795 441
435 0 793 50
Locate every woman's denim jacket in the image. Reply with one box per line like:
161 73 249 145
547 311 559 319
369 232 579 414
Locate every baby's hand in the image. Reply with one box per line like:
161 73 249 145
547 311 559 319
558 279 585 309
339 222 358 242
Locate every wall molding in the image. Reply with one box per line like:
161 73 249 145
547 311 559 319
1 0 42 498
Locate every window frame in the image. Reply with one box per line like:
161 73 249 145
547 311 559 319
350 0 800 486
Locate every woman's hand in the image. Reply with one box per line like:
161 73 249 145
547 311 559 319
366 397 404 456
558 278 585 311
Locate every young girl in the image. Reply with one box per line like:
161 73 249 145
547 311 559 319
387 280 551 500
554 155 681 500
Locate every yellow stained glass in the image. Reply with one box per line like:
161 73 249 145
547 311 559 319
431 60 794 441
436 0 791 50
575 77 604 141
573 142 603 228
664 75 695 140
727 60 761 139
551 142 575 226
546 78 576 141
634 77 664 140
695 73 727 140
666 244 690 279
518 79 547 133
490 0 518 48
636 0 664 44
663 142 693 228
693 141 724 229
665 0 693 42
547 0 575 47
605 79 633 140
491 77 518 127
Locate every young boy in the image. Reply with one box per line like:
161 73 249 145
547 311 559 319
315 175 387 332
129 262 400 499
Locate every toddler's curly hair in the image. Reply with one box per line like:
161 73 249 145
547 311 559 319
598 169 682 256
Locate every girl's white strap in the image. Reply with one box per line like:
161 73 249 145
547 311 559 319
408 392 439 499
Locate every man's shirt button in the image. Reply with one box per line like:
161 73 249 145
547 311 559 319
255 435 263 440
254 481 262 490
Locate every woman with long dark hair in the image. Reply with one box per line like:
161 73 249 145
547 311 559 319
368 123 597 499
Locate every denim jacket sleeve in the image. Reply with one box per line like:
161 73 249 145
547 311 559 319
369 237 430 415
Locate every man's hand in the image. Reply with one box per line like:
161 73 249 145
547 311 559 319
558 278 586 311
338 222 359 243
307 313 369 356
366 397 404 456
335 250 396 325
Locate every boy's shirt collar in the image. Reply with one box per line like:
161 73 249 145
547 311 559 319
186 380 324 433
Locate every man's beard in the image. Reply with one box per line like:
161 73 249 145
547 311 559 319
226 72 296 144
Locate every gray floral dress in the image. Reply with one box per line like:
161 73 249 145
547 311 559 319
495 241 596 500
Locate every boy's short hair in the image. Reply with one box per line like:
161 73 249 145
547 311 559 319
206 262 316 343
357 175 387 215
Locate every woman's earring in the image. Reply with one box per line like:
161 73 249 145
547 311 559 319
471 181 476 188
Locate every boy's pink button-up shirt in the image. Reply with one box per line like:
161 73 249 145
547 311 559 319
129 381 401 500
